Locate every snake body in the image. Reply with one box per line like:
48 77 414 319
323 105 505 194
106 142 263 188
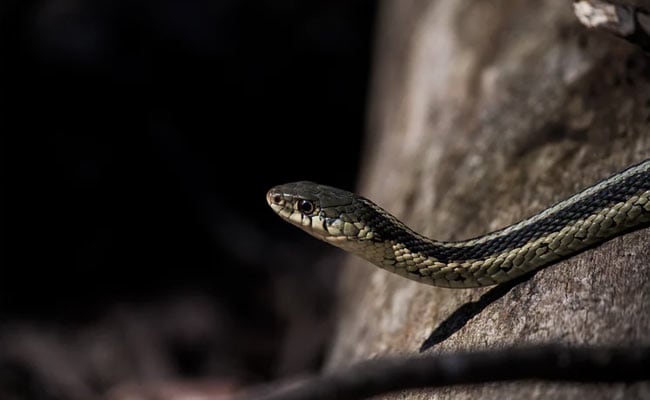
266 159 650 288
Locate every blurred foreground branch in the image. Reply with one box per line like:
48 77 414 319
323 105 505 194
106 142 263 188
245 345 650 400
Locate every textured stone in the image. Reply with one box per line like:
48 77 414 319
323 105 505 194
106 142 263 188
326 1 650 398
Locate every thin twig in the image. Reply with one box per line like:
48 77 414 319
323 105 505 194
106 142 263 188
243 345 650 400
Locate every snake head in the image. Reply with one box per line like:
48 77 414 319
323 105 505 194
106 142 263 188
266 181 375 247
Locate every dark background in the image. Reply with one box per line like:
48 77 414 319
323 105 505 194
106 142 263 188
0 1 377 398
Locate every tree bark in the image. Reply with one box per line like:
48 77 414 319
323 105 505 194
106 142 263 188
326 1 650 398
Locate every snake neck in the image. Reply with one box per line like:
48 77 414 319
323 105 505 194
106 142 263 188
351 160 650 287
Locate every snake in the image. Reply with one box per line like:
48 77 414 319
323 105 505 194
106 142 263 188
266 159 650 288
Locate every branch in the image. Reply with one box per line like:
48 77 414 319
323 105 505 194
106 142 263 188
573 0 650 51
243 345 650 400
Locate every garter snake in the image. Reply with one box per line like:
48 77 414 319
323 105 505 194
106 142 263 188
266 159 650 288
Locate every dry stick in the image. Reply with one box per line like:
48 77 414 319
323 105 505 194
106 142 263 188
573 0 650 51
245 345 650 400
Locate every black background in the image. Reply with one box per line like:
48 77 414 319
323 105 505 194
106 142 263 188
1 0 377 394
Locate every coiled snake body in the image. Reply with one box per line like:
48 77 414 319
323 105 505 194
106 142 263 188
267 159 650 288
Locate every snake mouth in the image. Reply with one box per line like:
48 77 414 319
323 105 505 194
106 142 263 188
266 189 281 204
266 188 306 227
266 188 288 214
267 187 328 238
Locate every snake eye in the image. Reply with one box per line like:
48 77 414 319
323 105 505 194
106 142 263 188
298 199 315 215
272 194 282 204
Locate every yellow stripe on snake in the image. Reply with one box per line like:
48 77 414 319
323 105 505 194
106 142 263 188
266 159 650 288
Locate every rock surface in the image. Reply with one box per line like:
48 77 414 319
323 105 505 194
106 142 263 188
326 1 650 398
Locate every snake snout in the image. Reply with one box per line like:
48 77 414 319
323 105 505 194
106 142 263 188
266 188 284 207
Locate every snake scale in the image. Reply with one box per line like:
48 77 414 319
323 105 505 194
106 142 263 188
267 159 650 288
